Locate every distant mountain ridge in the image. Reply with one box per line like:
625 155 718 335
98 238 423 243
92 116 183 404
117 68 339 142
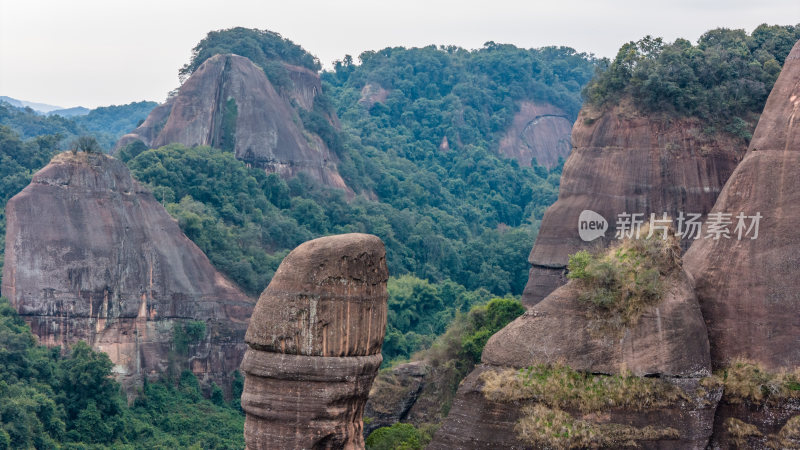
0 95 63 113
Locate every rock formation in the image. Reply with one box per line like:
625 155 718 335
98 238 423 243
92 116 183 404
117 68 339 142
496 101 573 169
682 38 800 449
116 54 348 190
524 101 747 306
1 152 254 392
363 361 427 436
430 233 719 449
240 233 388 449
684 39 800 372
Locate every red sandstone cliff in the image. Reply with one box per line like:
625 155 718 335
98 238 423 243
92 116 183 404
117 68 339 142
524 101 747 306
1 152 255 392
116 54 348 190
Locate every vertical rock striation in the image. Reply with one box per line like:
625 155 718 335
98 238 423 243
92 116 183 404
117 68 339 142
684 39 800 372
1 152 254 392
116 54 348 190
240 233 388 449
524 102 746 306
683 38 800 449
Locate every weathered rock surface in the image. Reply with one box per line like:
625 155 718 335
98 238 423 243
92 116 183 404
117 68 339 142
1 152 254 391
431 366 719 450
482 271 710 377
710 398 800 449
431 236 717 448
116 54 348 190
684 39 800 372
240 233 388 450
524 102 746 306
497 101 573 169
363 360 427 435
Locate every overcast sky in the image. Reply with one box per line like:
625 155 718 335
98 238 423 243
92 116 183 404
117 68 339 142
1 0 798 109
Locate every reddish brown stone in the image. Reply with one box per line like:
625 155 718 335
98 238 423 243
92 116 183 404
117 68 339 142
1 152 254 392
525 103 746 306
116 54 348 190
496 101 573 169
684 39 800 371
241 233 388 450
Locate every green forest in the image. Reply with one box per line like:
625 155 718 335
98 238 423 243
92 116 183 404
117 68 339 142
1 23 798 449
584 24 800 137
0 101 156 151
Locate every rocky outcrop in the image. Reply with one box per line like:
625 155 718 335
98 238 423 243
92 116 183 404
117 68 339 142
681 39 800 448
363 361 427 435
497 101 572 169
1 152 254 392
431 235 719 449
116 54 348 190
240 233 388 449
684 39 800 372
524 101 747 306
358 83 389 109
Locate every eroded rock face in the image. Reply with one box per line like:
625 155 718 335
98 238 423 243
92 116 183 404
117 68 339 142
1 152 254 392
431 366 719 450
431 237 718 448
240 233 388 450
681 39 800 449
524 103 746 306
482 272 710 377
497 101 573 169
684 39 800 372
116 54 348 190
363 360 430 436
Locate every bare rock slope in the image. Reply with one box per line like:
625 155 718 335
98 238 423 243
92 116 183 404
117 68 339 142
240 233 388 449
524 102 746 306
1 152 254 391
116 54 347 190
683 38 800 450
496 100 573 169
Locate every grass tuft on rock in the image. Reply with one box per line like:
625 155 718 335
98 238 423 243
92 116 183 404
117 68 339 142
515 404 680 449
567 225 681 333
705 358 800 404
725 418 762 447
481 363 685 412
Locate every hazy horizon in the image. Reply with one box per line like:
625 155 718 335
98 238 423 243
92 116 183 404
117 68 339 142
1 0 798 109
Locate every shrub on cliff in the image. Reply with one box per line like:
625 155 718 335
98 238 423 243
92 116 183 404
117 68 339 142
567 228 680 332
366 422 435 450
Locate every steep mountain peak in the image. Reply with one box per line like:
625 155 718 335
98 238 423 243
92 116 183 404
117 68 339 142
116 53 347 190
2 150 254 392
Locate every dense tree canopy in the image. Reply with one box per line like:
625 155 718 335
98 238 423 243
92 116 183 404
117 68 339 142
124 143 555 297
0 101 155 150
583 24 800 137
0 297 245 449
179 27 321 91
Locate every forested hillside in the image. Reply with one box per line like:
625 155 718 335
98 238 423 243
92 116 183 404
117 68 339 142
584 24 800 136
2 24 798 448
0 101 156 150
